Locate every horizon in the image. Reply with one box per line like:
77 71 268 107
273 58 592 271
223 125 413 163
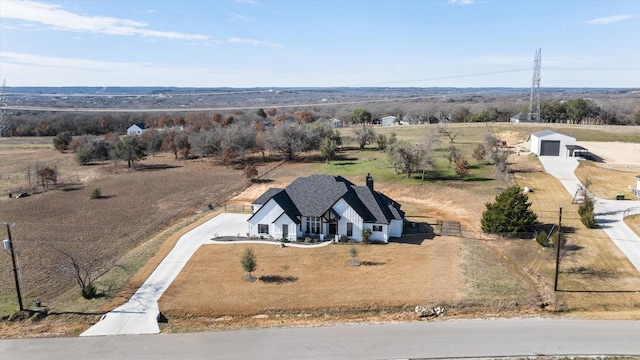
1 0 639 88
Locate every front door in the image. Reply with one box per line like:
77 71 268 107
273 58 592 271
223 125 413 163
282 224 288 239
328 223 337 235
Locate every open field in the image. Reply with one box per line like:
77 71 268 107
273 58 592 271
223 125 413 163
2 122 640 337
0 138 250 317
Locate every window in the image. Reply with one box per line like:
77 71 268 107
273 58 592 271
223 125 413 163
306 217 321 234
347 223 353 237
258 224 269 234
372 225 383 232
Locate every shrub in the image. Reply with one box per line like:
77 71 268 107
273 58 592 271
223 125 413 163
53 131 72 151
90 188 102 199
472 144 486 163
81 284 97 299
535 230 549 247
578 197 597 228
376 134 388 150
76 146 93 165
552 231 567 247
361 229 372 243
455 157 470 177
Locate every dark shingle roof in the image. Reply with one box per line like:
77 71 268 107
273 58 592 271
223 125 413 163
252 188 283 205
285 175 351 217
251 175 404 224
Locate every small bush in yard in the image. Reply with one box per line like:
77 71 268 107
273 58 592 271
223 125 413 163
578 197 597 228
362 229 372 243
90 188 102 199
536 230 549 247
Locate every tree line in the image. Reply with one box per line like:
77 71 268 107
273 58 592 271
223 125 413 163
6 95 639 138
54 108 343 169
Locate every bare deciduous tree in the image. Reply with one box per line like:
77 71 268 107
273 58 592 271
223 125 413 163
438 125 462 143
353 124 376 149
56 248 124 299
265 121 309 160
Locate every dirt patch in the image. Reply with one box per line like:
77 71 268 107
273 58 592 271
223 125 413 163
577 141 640 172
0 144 251 313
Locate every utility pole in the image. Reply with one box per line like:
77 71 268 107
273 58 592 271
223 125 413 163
3 223 24 311
554 206 563 291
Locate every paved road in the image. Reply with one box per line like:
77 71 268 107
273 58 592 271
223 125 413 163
538 157 640 271
81 213 251 336
3 319 640 359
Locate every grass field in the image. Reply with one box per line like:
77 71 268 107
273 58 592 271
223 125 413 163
2 122 640 337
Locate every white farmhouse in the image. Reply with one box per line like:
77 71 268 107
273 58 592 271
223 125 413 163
247 174 404 243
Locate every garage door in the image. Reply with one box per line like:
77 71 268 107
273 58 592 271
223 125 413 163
540 140 560 156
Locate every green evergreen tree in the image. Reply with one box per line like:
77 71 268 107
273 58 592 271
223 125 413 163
241 248 257 281
481 186 538 235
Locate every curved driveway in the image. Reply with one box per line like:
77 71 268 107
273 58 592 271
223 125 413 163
81 212 333 336
538 157 640 271
81 213 252 336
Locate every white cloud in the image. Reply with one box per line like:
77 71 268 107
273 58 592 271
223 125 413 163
448 0 474 5
1 0 209 40
228 37 283 48
229 13 251 22
585 14 635 25
1 51 144 72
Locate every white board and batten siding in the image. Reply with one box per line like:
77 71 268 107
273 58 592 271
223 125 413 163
333 198 364 241
272 213 298 242
248 198 283 237
389 219 403 238
363 223 388 242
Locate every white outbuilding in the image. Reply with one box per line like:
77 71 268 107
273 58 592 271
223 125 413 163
127 123 147 136
380 116 397 126
530 130 586 158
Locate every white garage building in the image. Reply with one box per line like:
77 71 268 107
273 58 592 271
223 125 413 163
530 130 587 158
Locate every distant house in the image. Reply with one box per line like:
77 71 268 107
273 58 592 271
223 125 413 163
247 174 405 243
530 130 587 158
381 116 397 126
510 113 530 123
127 123 147 136
330 118 342 128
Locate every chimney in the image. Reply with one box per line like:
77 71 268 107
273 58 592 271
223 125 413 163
366 173 374 190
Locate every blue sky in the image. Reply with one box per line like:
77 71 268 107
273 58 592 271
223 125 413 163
1 0 639 87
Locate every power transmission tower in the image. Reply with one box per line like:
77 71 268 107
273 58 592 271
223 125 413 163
527 49 541 122
0 79 10 137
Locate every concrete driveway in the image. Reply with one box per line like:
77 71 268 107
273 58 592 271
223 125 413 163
538 157 640 272
81 213 251 336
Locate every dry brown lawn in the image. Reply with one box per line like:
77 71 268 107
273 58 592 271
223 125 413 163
625 215 640 238
160 238 464 317
575 161 640 200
